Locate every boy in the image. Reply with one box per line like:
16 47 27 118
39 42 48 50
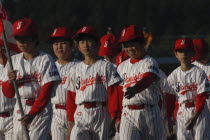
1 18 61 140
48 27 80 140
63 26 122 140
98 34 120 67
117 25 163 140
166 38 210 140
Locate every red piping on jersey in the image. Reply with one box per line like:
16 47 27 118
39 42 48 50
133 72 156 93
66 90 76 122
2 81 15 98
29 82 54 115
195 92 207 113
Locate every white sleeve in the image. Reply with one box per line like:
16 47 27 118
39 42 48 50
1 62 9 82
62 71 76 92
41 57 61 86
197 71 210 94
106 63 122 86
142 59 159 76
165 74 176 95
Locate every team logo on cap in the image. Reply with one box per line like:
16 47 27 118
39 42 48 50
121 29 126 37
181 39 185 45
52 29 57 35
104 41 108 47
82 26 87 32
17 21 23 30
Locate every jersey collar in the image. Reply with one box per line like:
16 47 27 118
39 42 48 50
130 55 146 64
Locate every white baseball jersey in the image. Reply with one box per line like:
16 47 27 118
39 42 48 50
63 59 122 140
2 51 61 99
63 59 122 104
166 65 209 103
2 51 61 140
117 55 164 140
166 65 210 140
51 59 80 105
0 64 15 113
193 61 210 82
0 64 14 140
51 59 80 140
117 55 161 106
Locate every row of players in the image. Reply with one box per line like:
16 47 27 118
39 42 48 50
0 18 210 140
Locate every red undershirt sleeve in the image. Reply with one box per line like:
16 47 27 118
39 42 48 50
2 80 15 98
116 85 123 122
66 90 76 122
29 82 54 115
134 72 157 93
165 93 176 118
108 82 121 120
195 92 207 113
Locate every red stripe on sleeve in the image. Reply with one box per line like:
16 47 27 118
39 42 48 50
66 90 76 122
29 82 54 115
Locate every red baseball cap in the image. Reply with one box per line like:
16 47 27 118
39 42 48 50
74 26 99 41
118 25 144 44
174 38 194 51
47 27 72 43
192 39 209 60
10 18 38 38
98 34 119 56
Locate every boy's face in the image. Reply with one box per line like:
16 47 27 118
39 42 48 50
15 36 36 53
123 41 145 59
78 37 98 57
174 49 194 64
53 39 73 60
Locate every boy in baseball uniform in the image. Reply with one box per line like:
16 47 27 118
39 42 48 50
98 34 120 67
63 26 122 140
117 25 164 140
192 39 210 82
0 47 15 140
166 38 210 140
1 18 61 140
48 27 80 140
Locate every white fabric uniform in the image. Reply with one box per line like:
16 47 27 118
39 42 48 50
51 59 80 140
63 59 122 140
166 65 210 140
2 51 61 140
193 61 210 110
0 64 15 140
117 55 164 140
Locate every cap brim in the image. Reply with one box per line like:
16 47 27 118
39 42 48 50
9 31 34 38
74 33 98 41
46 36 72 44
118 35 141 44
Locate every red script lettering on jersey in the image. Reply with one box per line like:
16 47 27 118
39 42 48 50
80 74 106 91
123 73 144 88
179 83 198 95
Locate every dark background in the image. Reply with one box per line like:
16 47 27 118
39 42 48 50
2 0 210 57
